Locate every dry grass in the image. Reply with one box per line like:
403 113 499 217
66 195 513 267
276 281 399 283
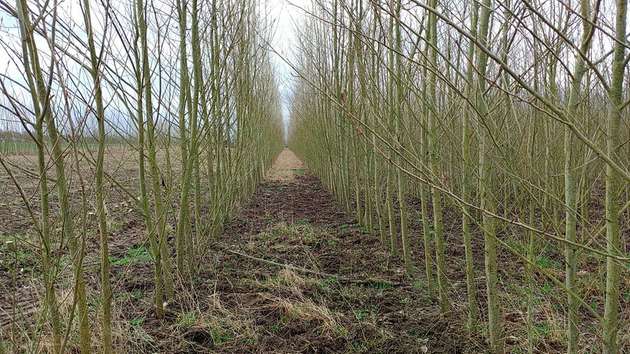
266 149 304 182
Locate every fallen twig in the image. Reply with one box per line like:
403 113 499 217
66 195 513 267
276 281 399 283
211 244 405 287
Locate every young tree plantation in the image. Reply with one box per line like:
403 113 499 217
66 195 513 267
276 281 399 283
0 0 628 353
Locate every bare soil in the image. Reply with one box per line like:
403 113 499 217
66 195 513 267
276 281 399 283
1 148 627 352
137 150 481 352
0 149 480 353
266 148 305 182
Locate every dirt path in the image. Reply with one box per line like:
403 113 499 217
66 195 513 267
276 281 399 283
266 148 304 182
1 150 481 353
153 150 482 353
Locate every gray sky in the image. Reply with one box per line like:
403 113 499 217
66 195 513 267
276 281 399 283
266 0 309 137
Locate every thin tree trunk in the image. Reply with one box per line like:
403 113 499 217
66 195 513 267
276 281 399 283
602 0 627 351
461 0 480 330
81 0 112 350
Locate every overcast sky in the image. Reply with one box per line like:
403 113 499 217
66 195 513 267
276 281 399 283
266 0 309 134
